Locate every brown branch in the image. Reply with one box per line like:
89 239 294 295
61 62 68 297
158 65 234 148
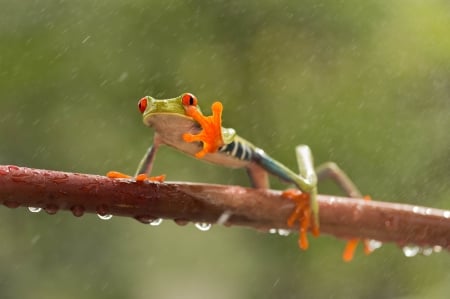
0 165 449 250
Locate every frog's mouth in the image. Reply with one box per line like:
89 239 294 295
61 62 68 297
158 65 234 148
143 112 199 132
143 110 193 127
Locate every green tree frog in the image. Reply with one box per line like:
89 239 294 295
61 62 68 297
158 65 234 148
108 93 369 260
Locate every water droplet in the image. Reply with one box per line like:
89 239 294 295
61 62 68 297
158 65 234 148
443 211 450 219
149 218 163 226
433 245 442 253
367 239 383 251
174 219 189 226
96 204 109 216
135 215 154 224
412 206 420 213
98 214 113 220
269 228 277 234
7 165 20 172
277 229 291 236
3 200 20 208
195 222 211 231
403 245 420 257
44 204 59 215
328 197 336 204
421 247 433 256
71 205 85 217
28 207 42 213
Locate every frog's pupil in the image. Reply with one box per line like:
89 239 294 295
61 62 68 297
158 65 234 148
189 96 194 105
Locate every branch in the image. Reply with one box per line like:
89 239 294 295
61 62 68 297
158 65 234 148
0 165 449 251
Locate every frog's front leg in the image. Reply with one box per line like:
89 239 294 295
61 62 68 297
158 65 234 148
135 134 162 176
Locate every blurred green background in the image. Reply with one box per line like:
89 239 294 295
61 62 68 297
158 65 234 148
1 0 449 298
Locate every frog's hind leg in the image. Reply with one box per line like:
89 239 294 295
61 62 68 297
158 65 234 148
315 162 362 198
252 145 319 250
315 162 372 261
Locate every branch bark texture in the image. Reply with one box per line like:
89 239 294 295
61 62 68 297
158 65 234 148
0 165 449 250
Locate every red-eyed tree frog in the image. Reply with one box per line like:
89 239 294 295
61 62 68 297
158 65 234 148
108 93 370 260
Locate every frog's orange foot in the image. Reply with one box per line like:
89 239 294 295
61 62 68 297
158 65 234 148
342 195 373 262
183 101 225 158
282 189 318 250
107 171 166 183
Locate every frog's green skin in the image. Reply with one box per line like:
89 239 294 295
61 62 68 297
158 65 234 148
137 94 363 228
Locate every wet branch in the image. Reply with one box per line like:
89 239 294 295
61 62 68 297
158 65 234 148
0 165 449 250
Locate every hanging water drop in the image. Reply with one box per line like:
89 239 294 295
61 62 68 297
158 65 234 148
433 245 442 253
96 205 110 217
98 214 113 220
367 239 383 251
195 222 211 231
421 247 433 256
402 245 419 257
277 229 291 236
149 218 163 226
3 200 20 208
174 219 188 226
71 205 85 217
135 215 153 224
44 204 59 215
28 207 42 213
269 228 277 234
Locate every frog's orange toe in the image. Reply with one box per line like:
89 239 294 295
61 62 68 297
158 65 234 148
107 171 132 179
343 239 359 262
135 174 148 182
194 150 207 158
148 174 166 183
183 133 200 142
211 101 223 116
299 227 309 250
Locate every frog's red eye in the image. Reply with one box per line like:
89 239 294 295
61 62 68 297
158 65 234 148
138 97 147 113
182 93 198 106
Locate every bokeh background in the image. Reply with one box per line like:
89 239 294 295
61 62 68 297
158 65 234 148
1 1 449 298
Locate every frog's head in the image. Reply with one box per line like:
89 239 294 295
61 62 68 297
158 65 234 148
138 93 202 127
